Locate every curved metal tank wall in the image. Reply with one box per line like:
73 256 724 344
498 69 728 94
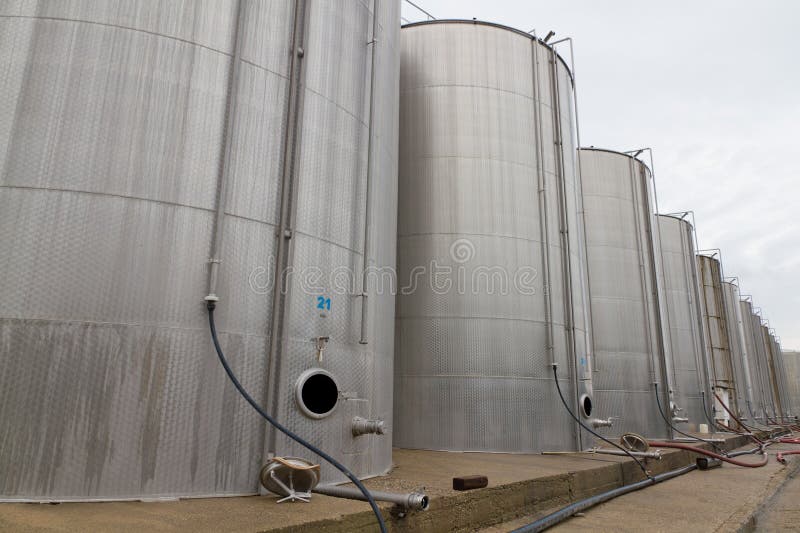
721 282 755 420
395 20 594 452
760 326 784 418
579 148 671 439
750 311 777 420
740 301 770 421
0 0 400 500
772 337 792 419
697 255 739 419
773 339 793 419
656 215 709 429
764 330 789 419
781 351 800 420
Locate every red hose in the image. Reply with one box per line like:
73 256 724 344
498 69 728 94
648 441 769 468
778 438 800 444
713 392 765 444
776 450 800 464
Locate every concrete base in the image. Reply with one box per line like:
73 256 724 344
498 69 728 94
0 431 796 532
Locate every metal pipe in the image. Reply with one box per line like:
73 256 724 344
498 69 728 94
590 448 662 460
266 0 308 453
205 0 246 303
313 485 429 511
359 0 379 344
549 38 597 438
628 157 658 388
351 416 386 436
681 213 714 423
549 45 582 449
647 441 768 468
404 0 435 20
531 36 555 374
639 148 677 440
511 464 697 533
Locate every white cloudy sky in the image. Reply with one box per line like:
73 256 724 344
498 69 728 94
402 0 800 348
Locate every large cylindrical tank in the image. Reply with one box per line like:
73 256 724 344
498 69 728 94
721 281 754 420
579 148 671 438
740 301 770 421
781 350 800 421
395 20 594 452
771 338 792 418
697 255 739 421
763 329 789 419
0 0 400 500
750 311 778 420
760 326 781 418
656 215 709 429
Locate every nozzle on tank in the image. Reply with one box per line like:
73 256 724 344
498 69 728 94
352 416 386 437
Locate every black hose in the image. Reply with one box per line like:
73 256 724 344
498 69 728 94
653 383 726 455
728 446 764 458
207 304 387 533
551 365 651 479
511 463 697 533
700 390 722 433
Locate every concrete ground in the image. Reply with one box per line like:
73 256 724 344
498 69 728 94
1 431 798 532
484 440 800 533
754 457 800 532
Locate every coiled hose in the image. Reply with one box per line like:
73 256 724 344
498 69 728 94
552 365 651 479
647 441 768 468
207 303 387 533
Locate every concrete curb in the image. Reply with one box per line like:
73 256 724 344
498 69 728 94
267 434 754 532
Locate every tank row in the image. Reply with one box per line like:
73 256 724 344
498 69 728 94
1 8 797 501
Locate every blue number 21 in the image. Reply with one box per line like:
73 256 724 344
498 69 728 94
316 296 331 310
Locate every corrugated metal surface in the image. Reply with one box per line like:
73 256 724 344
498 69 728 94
761 324 784 421
0 0 400 500
771 339 793 418
697 255 739 419
739 301 765 420
750 311 778 420
721 282 754 419
763 330 789 419
656 216 708 429
781 350 800 420
394 21 593 452
579 148 670 439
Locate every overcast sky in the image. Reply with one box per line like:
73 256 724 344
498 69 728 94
401 0 800 348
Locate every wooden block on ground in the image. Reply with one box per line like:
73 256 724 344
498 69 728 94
453 475 488 491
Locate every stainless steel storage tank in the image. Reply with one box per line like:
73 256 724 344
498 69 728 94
781 350 800 422
750 311 778 421
760 325 784 419
656 215 709 429
764 331 790 419
771 338 793 419
395 20 596 452
697 255 739 423
0 0 400 500
579 148 671 438
740 301 770 422
721 281 754 420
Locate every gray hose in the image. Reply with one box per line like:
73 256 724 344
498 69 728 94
313 485 429 511
511 464 697 533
